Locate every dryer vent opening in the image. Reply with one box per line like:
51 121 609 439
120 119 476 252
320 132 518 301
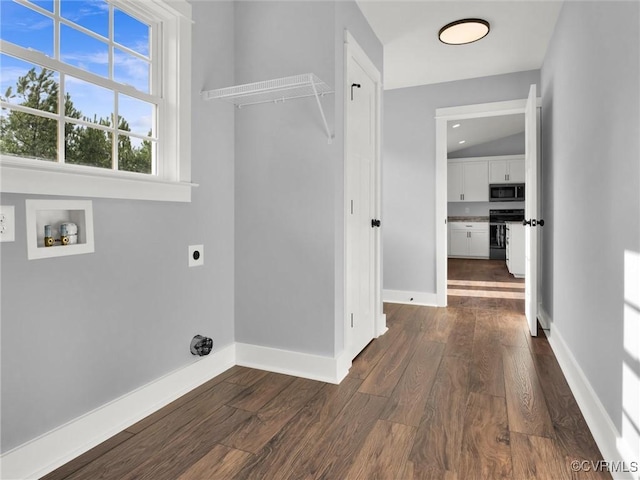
190 335 213 356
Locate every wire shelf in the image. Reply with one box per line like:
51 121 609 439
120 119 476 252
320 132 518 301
201 73 334 142
201 73 333 106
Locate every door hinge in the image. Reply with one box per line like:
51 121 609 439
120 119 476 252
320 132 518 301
351 313 354 328
350 200 354 215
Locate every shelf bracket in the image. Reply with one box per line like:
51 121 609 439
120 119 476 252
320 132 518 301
201 73 334 144
309 76 334 144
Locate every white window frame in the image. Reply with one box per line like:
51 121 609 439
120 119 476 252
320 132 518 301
0 0 193 202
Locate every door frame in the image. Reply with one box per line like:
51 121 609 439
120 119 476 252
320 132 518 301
343 30 385 361
524 84 539 336
434 98 542 311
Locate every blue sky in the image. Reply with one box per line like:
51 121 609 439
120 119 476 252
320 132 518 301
0 0 152 138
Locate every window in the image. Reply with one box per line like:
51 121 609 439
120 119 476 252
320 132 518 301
0 0 192 202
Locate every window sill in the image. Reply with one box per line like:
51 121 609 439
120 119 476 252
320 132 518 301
0 156 196 202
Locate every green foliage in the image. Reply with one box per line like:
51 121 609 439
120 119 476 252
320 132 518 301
117 117 152 174
0 67 152 172
65 115 112 169
0 68 61 160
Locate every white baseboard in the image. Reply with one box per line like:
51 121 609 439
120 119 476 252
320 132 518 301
538 303 550 329
376 313 388 337
0 344 237 480
546 321 636 480
383 289 438 306
336 349 353 383
235 342 347 385
0 334 378 479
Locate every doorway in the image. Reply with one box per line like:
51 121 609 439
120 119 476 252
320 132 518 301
435 92 542 335
447 114 525 311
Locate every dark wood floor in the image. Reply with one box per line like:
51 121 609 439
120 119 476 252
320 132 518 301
42 259 608 480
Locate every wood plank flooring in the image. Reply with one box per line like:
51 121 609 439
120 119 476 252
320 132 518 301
42 259 609 480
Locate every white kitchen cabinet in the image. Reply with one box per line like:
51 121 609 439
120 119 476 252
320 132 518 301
448 222 489 258
448 160 489 202
449 229 468 256
489 156 525 184
506 222 525 277
468 230 489 257
448 163 464 202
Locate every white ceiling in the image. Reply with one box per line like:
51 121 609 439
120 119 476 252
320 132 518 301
356 1 563 90
447 114 524 153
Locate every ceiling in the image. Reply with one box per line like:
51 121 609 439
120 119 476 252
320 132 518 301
356 1 563 90
447 114 524 153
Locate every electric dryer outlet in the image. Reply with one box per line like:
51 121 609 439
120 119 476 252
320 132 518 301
188 245 204 267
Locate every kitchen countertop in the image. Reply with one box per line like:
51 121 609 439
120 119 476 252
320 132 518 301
448 216 489 222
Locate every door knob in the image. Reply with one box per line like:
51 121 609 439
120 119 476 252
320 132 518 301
523 219 545 227
371 219 381 228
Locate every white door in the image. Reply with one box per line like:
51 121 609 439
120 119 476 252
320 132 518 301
346 38 378 359
524 84 538 336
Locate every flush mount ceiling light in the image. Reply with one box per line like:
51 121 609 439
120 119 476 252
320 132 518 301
439 18 490 45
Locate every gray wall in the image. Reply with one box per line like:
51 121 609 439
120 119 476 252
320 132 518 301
541 0 639 438
234 1 336 357
0 0 236 453
448 201 525 218
234 1 382 357
0 0 382 453
448 131 525 159
383 70 540 293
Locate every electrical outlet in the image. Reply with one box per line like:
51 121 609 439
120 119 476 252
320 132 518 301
0 206 15 242
188 244 204 267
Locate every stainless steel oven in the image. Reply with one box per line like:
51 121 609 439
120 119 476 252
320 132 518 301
490 209 524 259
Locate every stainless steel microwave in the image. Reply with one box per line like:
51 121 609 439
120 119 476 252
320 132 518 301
489 184 525 202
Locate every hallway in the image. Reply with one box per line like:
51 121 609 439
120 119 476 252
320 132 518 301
448 258 525 312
